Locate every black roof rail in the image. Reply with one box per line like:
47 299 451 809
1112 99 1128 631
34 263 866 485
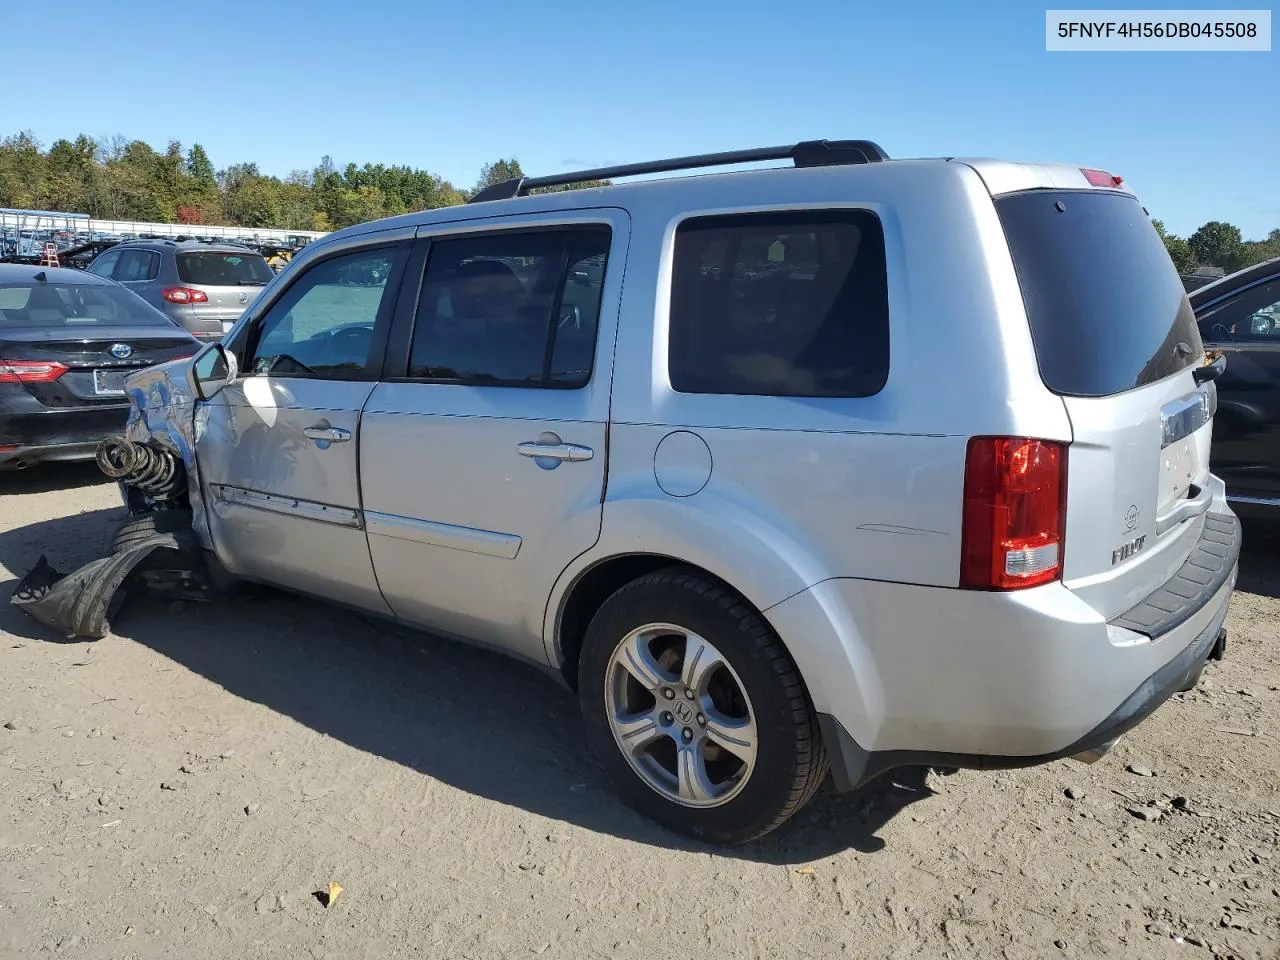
468 139 889 204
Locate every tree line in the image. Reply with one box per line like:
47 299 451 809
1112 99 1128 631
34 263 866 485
1153 219 1280 275
0 132 604 234
2 131 1277 272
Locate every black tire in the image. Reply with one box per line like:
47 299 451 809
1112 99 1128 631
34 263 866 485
111 509 195 554
578 568 828 844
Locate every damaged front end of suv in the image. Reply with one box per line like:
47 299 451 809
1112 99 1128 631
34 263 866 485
10 357 219 639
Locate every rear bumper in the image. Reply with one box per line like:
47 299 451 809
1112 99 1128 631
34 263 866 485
0 406 129 467
157 302 232 340
818 579 1232 789
767 506 1241 790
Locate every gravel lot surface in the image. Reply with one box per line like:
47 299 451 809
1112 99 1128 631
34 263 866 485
2 465 1277 959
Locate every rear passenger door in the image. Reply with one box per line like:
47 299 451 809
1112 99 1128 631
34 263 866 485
360 211 628 662
1198 275 1280 501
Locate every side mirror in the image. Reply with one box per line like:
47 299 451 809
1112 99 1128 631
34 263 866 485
187 342 237 401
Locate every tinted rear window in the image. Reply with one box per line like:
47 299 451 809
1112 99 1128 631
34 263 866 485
996 191 1200 397
177 252 273 286
0 282 175 328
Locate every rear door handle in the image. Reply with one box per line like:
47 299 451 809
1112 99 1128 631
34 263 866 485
517 441 593 462
304 425 351 446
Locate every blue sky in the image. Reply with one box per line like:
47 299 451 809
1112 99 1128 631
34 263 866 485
1 0 1275 237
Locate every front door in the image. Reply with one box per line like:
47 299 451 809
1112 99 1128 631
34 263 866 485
197 236 411 614
1198 274 1280 501
360 212 627 662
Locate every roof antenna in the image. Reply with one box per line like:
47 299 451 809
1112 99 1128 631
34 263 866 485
33 271 47 284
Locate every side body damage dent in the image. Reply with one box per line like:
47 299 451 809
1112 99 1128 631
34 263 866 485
121 358 211 549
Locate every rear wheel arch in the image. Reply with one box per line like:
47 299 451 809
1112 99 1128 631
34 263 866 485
552 553 814 700
544 498 829 686
554 554 721 690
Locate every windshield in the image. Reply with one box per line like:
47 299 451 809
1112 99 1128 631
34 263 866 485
996 190 1201 398
177 252 273 286
0 281 177 328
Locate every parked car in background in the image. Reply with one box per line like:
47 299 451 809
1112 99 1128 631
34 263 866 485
0 264 198 469
85 239 274 341
1191 257 1280 511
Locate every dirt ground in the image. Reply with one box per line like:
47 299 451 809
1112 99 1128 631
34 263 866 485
1 465 1277 960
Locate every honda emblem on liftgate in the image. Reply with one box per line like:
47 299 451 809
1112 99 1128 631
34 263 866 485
1124 504 1139 532
1114 504 1144 564
109 343 132 359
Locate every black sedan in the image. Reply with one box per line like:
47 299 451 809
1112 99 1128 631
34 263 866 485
1190 256 1280 511
0 264 199 470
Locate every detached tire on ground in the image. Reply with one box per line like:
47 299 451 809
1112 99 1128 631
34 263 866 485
111 510 198 577
111 509 195 554
578 568 828 844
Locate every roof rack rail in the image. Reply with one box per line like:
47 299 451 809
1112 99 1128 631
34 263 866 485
468 139 889 204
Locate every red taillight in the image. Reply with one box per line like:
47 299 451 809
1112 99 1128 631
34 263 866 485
162 286 209 304
961 437 1067 591
1081 168 1124 188
0 359 69 383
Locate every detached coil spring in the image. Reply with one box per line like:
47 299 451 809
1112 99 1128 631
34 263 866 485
95 436 185 500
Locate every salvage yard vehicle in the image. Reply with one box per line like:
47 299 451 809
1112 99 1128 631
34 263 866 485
0 264 198 469
13 140 1239 844
1189 257 1280 514
85 239 273 342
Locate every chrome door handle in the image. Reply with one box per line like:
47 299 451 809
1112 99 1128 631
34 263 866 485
1155 482 1213 535
517 441 594 462
303 425 351 444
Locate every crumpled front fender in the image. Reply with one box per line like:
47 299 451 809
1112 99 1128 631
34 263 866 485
120 357 211 550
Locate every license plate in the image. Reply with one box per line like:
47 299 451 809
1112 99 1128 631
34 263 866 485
93 369 128 396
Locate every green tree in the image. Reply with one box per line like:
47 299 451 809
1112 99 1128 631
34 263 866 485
186 143 217 194
1152 219 1197 274
474 158 524 194
1188 221 1245 272
1239 233 1280 268
43 137 96 212
0 131 46 208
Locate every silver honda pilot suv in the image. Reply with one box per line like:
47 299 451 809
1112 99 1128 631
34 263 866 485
121 140 1238 843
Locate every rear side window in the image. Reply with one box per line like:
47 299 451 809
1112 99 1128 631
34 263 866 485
996 191 1201 398
668 210 889 397
115 249 159 281
177 252 273 286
